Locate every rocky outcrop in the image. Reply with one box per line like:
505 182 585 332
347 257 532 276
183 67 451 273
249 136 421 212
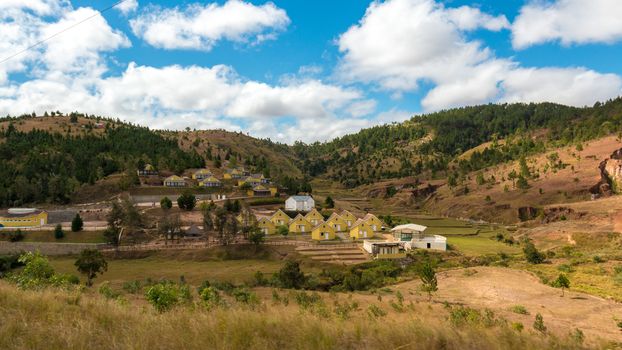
591 148 622 197
517 206 585 223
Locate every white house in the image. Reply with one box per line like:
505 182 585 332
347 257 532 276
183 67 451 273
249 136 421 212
406 235 447 251
285 195 315 211
390 223 427 241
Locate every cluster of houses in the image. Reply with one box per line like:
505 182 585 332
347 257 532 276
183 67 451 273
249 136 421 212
245 196 382 241
137 165 278 197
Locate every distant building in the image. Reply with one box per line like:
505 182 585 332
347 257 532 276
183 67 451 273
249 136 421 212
198 176 221 187
270 209 291 226
340 210 357 228
137 164 158 176
349 219 375 240
304 208 324 226
192 169 213 180
288 214 312 234
238 176 263 187
390 224 427 241
258 217 277 235
311 222 335 241
363 213 384 232
185 224 202 238
285 195 315 211
326 212 347 232
163 175 186 187
247 184 272 197
390 223 447 251
363 241 402 258
0 208 48 228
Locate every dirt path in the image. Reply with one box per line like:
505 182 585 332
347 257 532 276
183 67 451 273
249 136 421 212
393 267 622 344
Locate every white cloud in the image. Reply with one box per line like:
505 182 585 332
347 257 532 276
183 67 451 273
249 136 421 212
0 0 68 16
512 0 622 49
40 7 130 74
338 0 622 111
116 0 138 15
130 0 290 51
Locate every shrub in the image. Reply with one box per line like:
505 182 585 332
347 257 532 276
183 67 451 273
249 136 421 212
511 305 529 315
8 230 24 242
232 287 259 306
177 192 196 211
160 197 172 210
145 283 181 313
557 264 574 273
511 322 524 332
275 261 306 289
199 286 221 309
533 313 547 333
54 224 64 240
71 214 84 232
367 304 387 319
98 281 120 300
523 241 545 264
333 300 359 320
122 280 142 294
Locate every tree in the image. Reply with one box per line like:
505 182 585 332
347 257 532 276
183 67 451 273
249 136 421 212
71 214 83 232
248 225 265 247
277 261 306 289
523 241 545 264
74 249 107 287
418 261 438 301
54 224 64 239
552 273 570 296
516 175 530 190
277 225 289 236
324 196 335 208
533 313 547 333
177 192 196 211
160 196 172 210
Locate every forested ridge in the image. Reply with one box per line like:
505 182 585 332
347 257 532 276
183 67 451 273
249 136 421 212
295 98 622 187
0 117 204 206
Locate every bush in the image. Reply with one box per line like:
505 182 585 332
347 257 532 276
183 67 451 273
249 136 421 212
8 230 24 242
122 280 142 294
367 304 387 319
533 313 547 333
232 287 259 306
99 281 121 300
160 197 172 210
54 224 64 240
275 261 306 289
71 214 83 232
199 286 222 309
145 283 181 312
523 241 545 264
177 192 196 211
511 305 529 315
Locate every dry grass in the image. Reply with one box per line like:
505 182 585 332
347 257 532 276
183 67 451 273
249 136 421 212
0 282 589 350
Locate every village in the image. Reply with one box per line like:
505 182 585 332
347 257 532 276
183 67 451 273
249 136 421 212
0 164 447 261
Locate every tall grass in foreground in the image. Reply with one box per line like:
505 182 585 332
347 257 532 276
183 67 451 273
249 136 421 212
0 282 591 350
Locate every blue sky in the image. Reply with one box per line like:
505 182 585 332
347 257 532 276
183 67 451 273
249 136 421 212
1 0 622 143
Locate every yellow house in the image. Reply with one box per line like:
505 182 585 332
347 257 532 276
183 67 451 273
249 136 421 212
224 168 243 180
198 176 221 187
269 186 279 196
288 214 312 234
238 176 262 187
326 212 348 232
192 168 213 180
270 209 291 226
247 184 271 197
164 175 186 187
340 210 357 228
0 209 48 228
257 217 276 235
363 213 383 232
349 219 375 240
311 222 336 241
304 208 324 226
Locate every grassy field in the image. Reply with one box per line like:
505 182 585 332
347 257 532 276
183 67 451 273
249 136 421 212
0 281 591 350
448 236 520 256
0 230 106 243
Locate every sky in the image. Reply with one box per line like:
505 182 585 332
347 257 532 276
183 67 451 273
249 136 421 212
1 0 622 144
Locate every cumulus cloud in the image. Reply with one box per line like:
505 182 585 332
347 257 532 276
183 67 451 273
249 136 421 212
512 0 622 49
337 0 622 111
116 0 138 15
130 0 290 50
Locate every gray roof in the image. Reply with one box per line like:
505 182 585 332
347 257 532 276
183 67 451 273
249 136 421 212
289 195 313 202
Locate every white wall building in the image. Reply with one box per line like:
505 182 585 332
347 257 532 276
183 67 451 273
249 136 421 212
405 235 447 251
285 195 315 211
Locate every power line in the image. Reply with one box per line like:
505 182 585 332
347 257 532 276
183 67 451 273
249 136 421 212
0 0 131 66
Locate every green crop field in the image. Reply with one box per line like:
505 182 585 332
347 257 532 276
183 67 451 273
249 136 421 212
448 236 520 256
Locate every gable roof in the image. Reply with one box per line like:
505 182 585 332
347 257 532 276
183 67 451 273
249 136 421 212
350 218 371 230
288 195 313 202
195 168 212 175
312 221 334 231
390 223 428 232
270 209 290 221
326 212 345 223
291 213 309 222
165 175 184 182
